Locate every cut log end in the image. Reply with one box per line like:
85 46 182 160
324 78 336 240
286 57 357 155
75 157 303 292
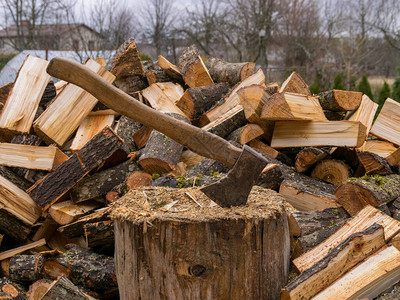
311 159 350 186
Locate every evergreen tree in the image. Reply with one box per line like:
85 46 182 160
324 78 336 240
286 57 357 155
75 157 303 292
378 82 391 106
357 74 374 101
309 75 321 95
333 73 345 90
392 78 400 102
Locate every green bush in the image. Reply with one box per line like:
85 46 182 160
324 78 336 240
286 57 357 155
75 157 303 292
333 73 345 90
139 52 152 61
377 81 391 106
357 74 373 101
309 75 321 95
392 78 400 102
0 54 15 71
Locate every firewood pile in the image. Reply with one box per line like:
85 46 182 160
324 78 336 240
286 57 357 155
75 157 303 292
0 36 399 299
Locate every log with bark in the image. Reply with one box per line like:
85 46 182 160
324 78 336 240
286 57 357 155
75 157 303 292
371 98 400 145
357 151 393 175
255 163 284 191
27 279 53 300
295 147 329 173
40 80 56 106
310 159 350 186
40 275 94 300
335 174 400 215
158 55 182 81
84 220 114 248
249 139 292 166
280 72 311 95
358 140 397 158
114 115 142 153
1 255 44 282
204 57 255 86
112 187 290 300
0 82 13 105
0 277 26 299
317 89 362 111
227 123 265 145
49 200 101 225
111 39 144 77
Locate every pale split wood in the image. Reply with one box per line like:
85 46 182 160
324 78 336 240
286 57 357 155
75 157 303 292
33 58 116 147
0 238 46 261
141 82 185 115
357 140 397 158
370 98 400 145
249 139 280 159
0 55 50 140
293 205 400 273
280 71 311 95
49 200 101 225
70 114 115 153
271 121 367 148
158 55 182 79
311 245 400 300
0 143 68 171
386 147 400 167
349 94 378 141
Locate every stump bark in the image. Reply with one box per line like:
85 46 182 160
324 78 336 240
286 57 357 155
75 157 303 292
112 187 290 300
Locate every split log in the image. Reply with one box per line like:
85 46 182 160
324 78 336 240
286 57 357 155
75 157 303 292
0 277 26 299
111 40 144 77
84 220 114 248
49 200 101 225
33 58 116 147
255 163 284 191
27 279 53 300
265 81 279 94
288 207 349 237
279 175 340 211
114 115 142 153
0 239 46 261
176 83 230 120
179 150 204 170
0 209 32 241
335 174 400 215
201 105 246 138
54 80 67 94
236 84 275 137
0 174 41 225
371 98 400 145
31 217 58 242
295 147 329 173
292 205 400 273
323 110 346 121
70 159 140 202
0 55 50 140
133 125 152 149
318 89 362 111
0 82 13 104
349 94 378 134
358 140 397 158
386 147 400 168
260 92 327 121
227 123 265 145
113 74 147 94
199 68 265 126
204 57 255 86
141 82 185 109
357 151 393 175
271 121 367 148
112 187 290 300
70 113 115 153
310 159 350 186
158 55 182 81
184 157 229 178
280 72 310 95
249 139 292 165
178 44 214 88
42 245 118 295
41 275 93 300
144 61 170 85
0 143 67 171
10 133 42 179
28 126 123 210
106 171 152 202
312 245 400 300
2 255 44 282
40 80 56 106
282 224 385 300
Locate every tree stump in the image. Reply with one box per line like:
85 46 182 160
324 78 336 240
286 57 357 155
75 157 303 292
112 186 291 300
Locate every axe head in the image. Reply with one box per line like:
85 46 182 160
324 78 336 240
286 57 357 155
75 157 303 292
201 145 269 207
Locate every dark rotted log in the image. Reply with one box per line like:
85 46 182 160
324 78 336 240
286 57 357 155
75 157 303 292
112 187 290 300
40 81 56 106
57 208 111 238
357 151 393 175
282 224 384 300
115 116 142 153
41 275 92 300
295 147 329 173
288 207 349 237
204 57 255 86
42 245 118 295
138 114 189 174
256 163 284 191
0 277 26 299
318 90 362 112
310 159 351 186
1 255 44 282
10 134 42 179
0 209 31 242
0 165 31 191
84 220 114 248
69 159 141 202
176 83 230 121
28 126 123 210
335 174 400 215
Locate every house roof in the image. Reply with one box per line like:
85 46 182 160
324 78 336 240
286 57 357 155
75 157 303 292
0 23 100 38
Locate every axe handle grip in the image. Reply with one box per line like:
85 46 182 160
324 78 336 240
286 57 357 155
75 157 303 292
47 57 241 168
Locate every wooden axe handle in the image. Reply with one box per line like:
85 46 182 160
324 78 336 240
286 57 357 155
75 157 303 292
47 57 241 168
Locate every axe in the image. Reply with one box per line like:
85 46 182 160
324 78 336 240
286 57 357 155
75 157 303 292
46 58 269 207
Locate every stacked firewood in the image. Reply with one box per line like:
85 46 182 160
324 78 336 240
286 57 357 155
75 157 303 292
0 37 399 299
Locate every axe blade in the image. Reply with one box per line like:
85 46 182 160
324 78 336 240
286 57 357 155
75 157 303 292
201 145 268 207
